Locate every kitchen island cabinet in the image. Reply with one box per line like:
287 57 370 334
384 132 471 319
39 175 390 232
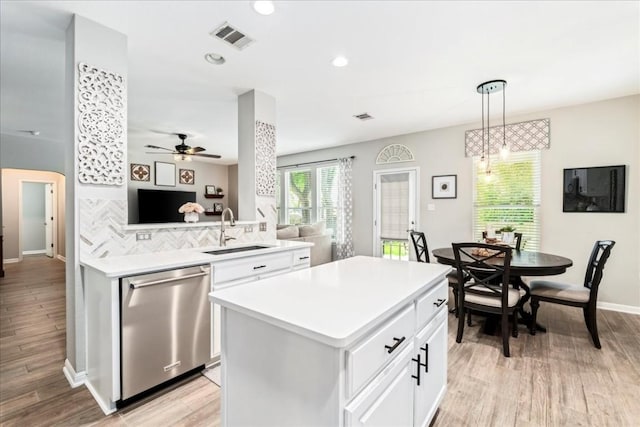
211 256 450 427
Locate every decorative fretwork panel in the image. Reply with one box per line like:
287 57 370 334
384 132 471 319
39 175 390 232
376 144 415 164
77 62 126 185
255 120 276 196
465 118 550 157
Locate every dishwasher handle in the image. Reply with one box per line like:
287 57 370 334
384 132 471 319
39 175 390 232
130 269 210 289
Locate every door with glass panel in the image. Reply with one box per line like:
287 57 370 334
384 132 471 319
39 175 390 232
373 168 419 260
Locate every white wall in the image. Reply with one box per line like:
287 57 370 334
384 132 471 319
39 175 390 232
0 133 65 174
278 95 640 308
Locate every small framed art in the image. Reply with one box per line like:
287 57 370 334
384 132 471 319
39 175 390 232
130 164 150 182
154 162 176 187
205 185 217 195
432 175 457 199
179 169 195 185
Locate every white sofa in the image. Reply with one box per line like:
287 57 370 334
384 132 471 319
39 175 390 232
276 222 332 266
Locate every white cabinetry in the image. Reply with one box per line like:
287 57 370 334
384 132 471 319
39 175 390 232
212 257 450 427
211 249 310 358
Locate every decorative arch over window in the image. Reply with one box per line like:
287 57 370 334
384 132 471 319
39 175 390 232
375 144 415 164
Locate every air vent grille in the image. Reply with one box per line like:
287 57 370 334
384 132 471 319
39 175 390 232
211 22 254 50
354 113 374 121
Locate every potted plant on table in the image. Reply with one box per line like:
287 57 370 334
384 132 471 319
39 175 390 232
499 225 516 244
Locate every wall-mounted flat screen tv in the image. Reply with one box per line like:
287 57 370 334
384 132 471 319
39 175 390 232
563 165 626 213
138 189 197 223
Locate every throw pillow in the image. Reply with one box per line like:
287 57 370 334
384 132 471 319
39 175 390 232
276 225 299 239
299 221 326 237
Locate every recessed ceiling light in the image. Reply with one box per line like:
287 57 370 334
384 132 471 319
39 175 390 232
253 1 275 16
204 53 226 65
332 56 349 67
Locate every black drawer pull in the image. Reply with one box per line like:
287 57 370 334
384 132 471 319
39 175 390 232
421 344 429 373
253 265 267 270
433 298 447 307
299 256 310 260
412 354 421 386
384 336 406 354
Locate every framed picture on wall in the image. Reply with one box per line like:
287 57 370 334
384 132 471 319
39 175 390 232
205 185 217 195
130 164 150 182
154 162 176 187
179 169 195 185
432 175 457 199
213 202 224 214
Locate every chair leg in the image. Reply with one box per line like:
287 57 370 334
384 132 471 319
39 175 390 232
530 298 540 335
450 287 459 317
583 307 593 334
467 310 472 326
585 305 601 349
456 307 465 344
511 313 518 338
501 312 510 357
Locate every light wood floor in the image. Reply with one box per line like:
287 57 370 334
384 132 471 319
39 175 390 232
1 256 638 426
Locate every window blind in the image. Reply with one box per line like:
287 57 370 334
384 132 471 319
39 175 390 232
473 151 541 250
317 165 338 238
380 173 410 240
286 169 313 224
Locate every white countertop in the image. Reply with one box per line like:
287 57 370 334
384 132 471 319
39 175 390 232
211 256 451 348
80 240 312 278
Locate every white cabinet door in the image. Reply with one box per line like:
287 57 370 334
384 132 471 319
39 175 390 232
413 312 447 427
345 346 415 427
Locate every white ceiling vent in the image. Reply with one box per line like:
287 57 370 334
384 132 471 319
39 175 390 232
210 22 254 50
354 113 374 121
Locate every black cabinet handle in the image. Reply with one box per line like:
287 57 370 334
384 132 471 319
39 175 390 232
253 265 267 270
412 354 421 386
421 344 429 373
384 336 406 354
433 298 447 307
299 256 310 260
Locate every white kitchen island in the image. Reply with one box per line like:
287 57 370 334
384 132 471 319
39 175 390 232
211 256 451 427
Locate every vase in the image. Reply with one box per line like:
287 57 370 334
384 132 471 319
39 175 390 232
184 212 199 223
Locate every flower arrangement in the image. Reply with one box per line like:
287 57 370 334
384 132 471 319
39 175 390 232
178 202 205 214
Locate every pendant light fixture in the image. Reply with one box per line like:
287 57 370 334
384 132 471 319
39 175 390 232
477 79 508 178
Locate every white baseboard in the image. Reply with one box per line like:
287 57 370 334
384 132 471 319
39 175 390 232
3 258 19 264
85 379 117 415
62 359 86 388
598 302 640 315
23 249 46 255
57 254 66 262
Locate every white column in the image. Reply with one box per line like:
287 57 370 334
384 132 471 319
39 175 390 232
237 90 277 239
64 14 127 375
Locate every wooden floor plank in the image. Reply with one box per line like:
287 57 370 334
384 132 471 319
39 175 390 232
1 256 639 426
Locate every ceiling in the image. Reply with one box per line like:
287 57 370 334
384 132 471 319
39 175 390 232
1 1 638 164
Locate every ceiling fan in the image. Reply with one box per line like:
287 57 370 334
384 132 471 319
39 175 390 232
145 133 221 160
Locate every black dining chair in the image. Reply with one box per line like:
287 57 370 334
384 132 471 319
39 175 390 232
529 240 615 349
452 242 525 357
410 231 460 316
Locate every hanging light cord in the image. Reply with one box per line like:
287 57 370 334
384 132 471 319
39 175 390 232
481 88 485 163
502 85 507 150
487 86 490 171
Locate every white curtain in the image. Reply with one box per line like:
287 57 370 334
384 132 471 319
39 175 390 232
336 157 354 259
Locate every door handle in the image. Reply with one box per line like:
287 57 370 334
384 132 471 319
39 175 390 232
130 269 210 289
412 354 421 386
433 298 447 307
384 336 406 353
421 344 429 373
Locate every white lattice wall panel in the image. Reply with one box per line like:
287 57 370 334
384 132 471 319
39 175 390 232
464 118 550 157
255 120 276 196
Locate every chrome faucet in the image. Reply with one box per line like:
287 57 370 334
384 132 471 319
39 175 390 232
219 208 236 246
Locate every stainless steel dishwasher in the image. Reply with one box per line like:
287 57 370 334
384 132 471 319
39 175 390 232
120 265 211 400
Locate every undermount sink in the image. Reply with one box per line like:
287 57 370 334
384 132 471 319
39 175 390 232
204 245 271 255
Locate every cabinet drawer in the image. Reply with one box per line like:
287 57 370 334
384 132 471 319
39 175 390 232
416 279 448 330
214 253 291 284
346 304 415 396
292 249 311 266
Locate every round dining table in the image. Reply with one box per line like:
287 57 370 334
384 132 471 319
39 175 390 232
432 247 573 331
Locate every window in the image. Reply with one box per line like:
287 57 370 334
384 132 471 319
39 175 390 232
277 163 339 238
473 151 541 250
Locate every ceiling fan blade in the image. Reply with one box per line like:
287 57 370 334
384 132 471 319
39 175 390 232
145 152 176 155
192 153 222 159
188 146 206 153
144 144 174 152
